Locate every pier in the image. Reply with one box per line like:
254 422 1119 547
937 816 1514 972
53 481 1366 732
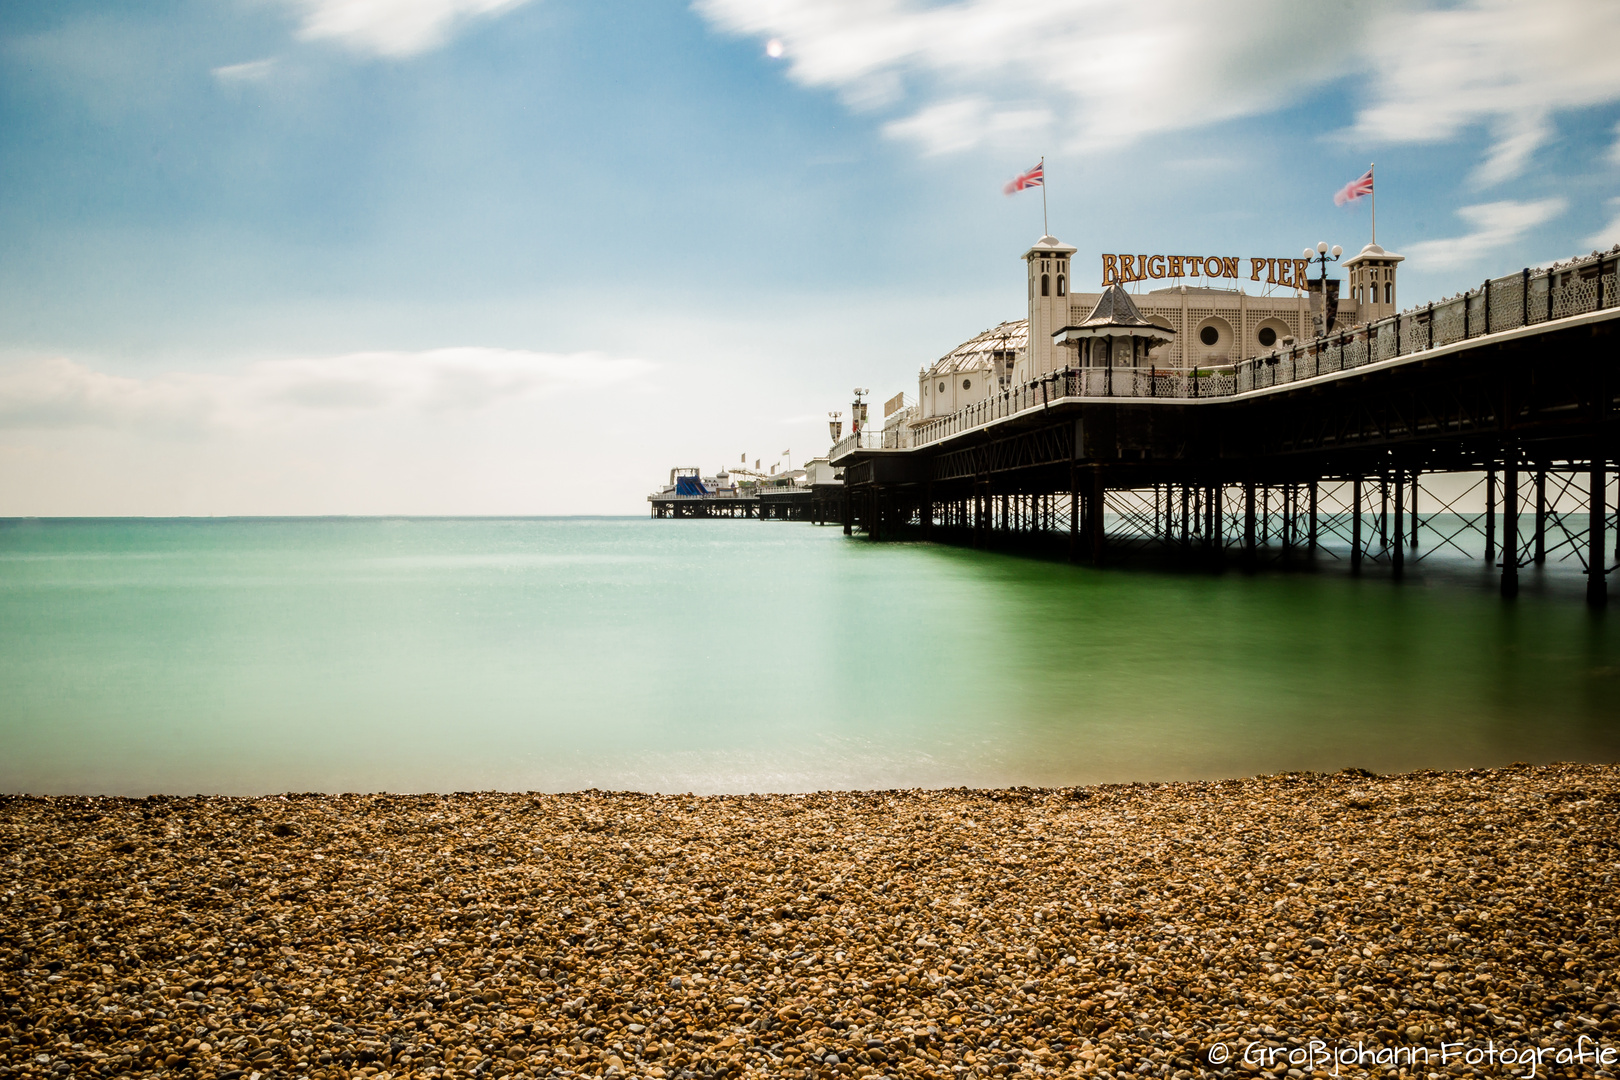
831 250 1619 607
648 492 760 519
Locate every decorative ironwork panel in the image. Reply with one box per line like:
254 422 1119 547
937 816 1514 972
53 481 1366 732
1526 275 1550 324
1488 274 1523 332
1552 275 1596 319
1342 336 1368 369
1465 291 1486 337
1432 298 1466 346
1373 322 1397 362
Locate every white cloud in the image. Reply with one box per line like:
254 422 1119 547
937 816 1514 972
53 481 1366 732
1583 198 1620 253
694 0 1620 180
0 348 651 431
0 358 216 432
212 58 278 82
881 97 1050 156
694 0 1353 154
1403 198 1568 270
288 0 535 58
1349 0 1620 183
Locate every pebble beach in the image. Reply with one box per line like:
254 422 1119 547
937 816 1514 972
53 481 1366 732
3 763 1618 1080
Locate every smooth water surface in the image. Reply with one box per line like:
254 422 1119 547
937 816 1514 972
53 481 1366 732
2 517 1616 794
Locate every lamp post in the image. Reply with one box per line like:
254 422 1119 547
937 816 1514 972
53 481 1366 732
828 411 843 444
851 389 869 438
1302 241 1343 338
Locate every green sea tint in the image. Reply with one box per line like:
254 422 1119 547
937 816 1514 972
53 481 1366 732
1 517 1615 795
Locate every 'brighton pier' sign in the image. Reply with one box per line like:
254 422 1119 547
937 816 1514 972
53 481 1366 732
1102 254 1315 288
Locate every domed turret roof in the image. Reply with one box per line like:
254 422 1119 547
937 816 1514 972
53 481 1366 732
1344 242 1404 265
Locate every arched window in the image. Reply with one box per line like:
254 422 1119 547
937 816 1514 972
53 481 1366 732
1384 282 1392 303
1040 274 1050 297
1056 274 1066 296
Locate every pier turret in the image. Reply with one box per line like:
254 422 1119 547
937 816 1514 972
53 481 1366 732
1025 235 1077 378
1342 243 1404 324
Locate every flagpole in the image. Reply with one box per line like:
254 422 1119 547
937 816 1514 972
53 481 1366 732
1369 162 1376 246
1041 157 1048 236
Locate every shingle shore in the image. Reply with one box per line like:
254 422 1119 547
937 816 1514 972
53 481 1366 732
3 764 1618 1080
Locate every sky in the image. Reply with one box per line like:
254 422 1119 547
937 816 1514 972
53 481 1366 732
2 0 1619 516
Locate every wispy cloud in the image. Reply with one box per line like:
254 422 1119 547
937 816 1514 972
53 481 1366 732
212 58 278 83
287 0 536 58
0 348 651 431
694 0 1620 181
1403 199 1568 270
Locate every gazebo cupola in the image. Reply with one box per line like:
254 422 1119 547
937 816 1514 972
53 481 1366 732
1052 284 1176 376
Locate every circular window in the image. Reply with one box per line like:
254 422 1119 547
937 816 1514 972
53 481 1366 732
962 379 971 390
938 382 946 393
1199 326 1219 346
1258 327 1277 347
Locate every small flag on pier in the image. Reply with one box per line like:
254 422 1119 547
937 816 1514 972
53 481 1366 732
1334 167 1374 206
1003 161 1044 196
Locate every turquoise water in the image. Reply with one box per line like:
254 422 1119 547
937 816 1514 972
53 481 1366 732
1 517 1616 795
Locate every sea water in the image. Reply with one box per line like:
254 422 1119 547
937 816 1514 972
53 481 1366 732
1 516 1615 794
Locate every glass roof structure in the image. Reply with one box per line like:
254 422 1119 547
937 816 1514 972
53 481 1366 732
923 319 1028 377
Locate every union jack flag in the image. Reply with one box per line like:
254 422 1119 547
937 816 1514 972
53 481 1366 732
1003 160 1044 196
1334 167 1374 206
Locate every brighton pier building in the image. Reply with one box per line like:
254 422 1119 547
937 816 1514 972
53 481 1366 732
899 236 1405 434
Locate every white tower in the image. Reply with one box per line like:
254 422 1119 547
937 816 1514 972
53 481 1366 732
1342 243 1405 324
1024 235 1078 378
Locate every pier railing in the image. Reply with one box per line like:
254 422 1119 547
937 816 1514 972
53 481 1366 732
906 249 1618 450
831 430 887 458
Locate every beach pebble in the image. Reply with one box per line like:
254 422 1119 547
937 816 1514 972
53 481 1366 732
2 764 1616 1080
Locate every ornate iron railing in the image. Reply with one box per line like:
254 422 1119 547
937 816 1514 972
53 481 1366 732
898 248 1619 451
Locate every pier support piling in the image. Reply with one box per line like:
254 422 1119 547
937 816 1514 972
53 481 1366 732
1351 477 1363 575
1243 481 1257 568
1410 471 1420 548
1308 481 1318 551
1068 467 1079 563
1380 476 1389 550
1485 468 1496 565
1503 460 1520 598
1090 468 1106 565
1534 468 1547 565
1393 473 1406 580
1590 457 1609 609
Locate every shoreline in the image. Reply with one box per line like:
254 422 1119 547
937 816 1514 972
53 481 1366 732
3 764 1618 1078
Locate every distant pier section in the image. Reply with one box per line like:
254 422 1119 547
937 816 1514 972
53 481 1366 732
648 463 844 523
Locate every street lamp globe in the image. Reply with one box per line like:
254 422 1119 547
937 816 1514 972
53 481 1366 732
1316 241 1329 254
1302 247 1314 259
1331 245 1343 258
